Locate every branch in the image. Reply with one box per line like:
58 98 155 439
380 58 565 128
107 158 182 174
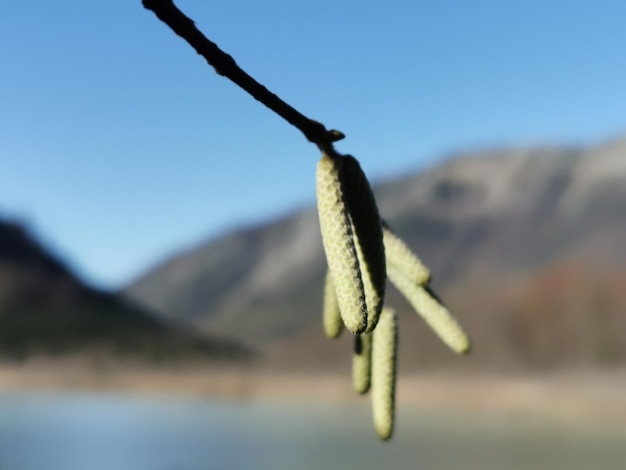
142 0 345 153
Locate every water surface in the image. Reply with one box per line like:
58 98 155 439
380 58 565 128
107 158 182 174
0 393 624 470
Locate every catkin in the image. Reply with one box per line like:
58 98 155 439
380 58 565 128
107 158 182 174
342 155 386 333
352 229 383 333
352 333 372 394
382 222 430 286
316 153 367 334
371 307 398 441
323 271 344 338
387 264 470 355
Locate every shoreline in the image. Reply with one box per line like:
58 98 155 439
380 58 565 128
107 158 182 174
1 365 626 424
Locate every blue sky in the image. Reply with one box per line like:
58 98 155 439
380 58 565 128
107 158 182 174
1 0 625 289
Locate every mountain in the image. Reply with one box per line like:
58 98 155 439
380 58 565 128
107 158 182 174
124 136 626 371
0 219 251 364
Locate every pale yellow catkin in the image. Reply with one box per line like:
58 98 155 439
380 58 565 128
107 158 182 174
371 307 397 441
352 333 372 394
382 223 430 286
342 155 386 333
323 270 344 339
352 228 382 333
316 153 367 334
386 264 470 354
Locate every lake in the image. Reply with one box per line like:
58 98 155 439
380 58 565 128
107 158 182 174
0 393 624 470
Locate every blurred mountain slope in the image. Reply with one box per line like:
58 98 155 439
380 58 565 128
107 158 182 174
124 137 626 370
0 220 251 363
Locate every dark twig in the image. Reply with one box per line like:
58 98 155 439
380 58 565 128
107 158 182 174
142 0 345 154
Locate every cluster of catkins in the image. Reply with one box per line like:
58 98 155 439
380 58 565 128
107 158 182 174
316 152 471 441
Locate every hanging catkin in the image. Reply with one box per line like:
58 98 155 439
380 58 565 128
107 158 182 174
382 222 430 286
342 155 386 332
371 307 398 441
316 153 367 334
387 264 470 355
353 333 372 394
322 270 344 339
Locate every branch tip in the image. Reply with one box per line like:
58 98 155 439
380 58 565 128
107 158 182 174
143 0 341 152
328 129 346 142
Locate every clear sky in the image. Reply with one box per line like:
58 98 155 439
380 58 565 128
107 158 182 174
1 0 625 289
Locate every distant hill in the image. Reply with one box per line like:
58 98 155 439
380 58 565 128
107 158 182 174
0 220 251 364
124 136 626 371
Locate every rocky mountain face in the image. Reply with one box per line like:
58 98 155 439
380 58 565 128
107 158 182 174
124 137 626 371
0 220 251 363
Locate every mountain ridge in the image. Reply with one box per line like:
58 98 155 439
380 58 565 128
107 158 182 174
124 136 626 370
